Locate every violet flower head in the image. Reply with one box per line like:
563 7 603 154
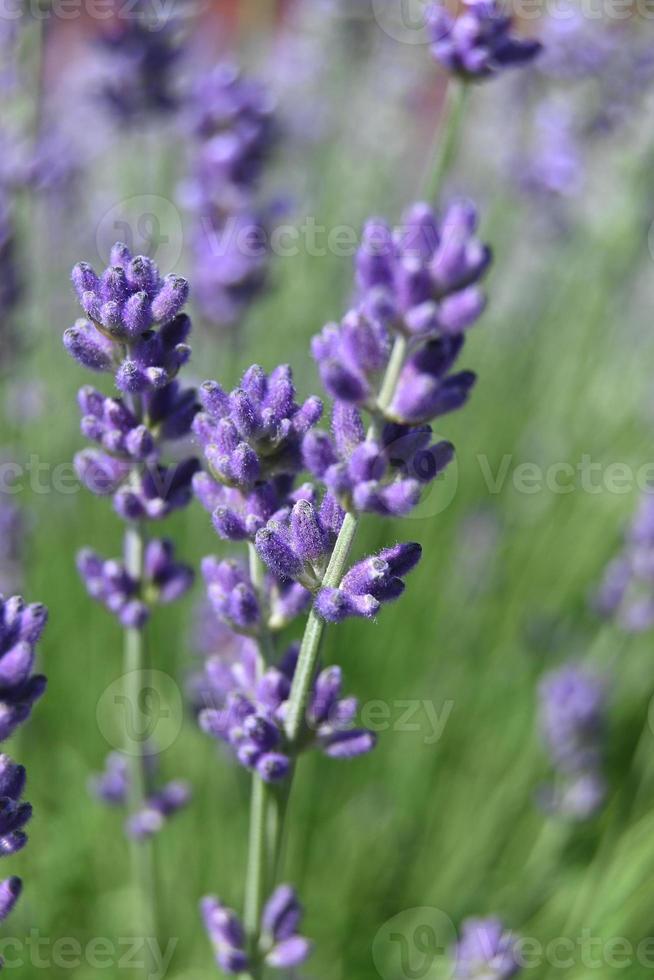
70 245 189 344
595 493 654 633
192 365 322 492
537 663 607 820
315 542 422 622
199 645 376 781
89 751 191 841
182 63 278 331
0 596 48 741
187 63 277 196
454 917 521 978
0 499 24 595
95 0 184 125
538 665 605 774
0 191 21 365
427 0 542 80
0 755 30 858
77 539 193 629
66 245 199 526
201 885 311 974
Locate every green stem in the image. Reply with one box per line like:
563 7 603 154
243 775 267 966
124 524 158 977
423 81 469 204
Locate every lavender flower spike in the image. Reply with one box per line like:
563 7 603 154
0 596 48 741
315 543 422 623
201 885 311 975
454 917 521 978
427 0 542 80
537 663 607 820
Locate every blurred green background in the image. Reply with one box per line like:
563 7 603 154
4 2 654 978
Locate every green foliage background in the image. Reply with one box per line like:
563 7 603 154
4 9 654 979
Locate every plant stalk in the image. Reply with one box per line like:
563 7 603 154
124 523 159 977
423 81 469 204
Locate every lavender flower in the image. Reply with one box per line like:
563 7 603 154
315 542 422 622
427 0 541 80
66 245 199 523
192 366 322 493
77 539 193 629
538 664 606 820
595 493 654 632
303 404 454 516
89 751 191 841
454 917 521 978
0 499 23 595
0 598 48 923
201 885 311 974
182 64 278 330
65 244 196 878
95 0 184 125
0 191 21 366
199 644 375 781
0 596 47 741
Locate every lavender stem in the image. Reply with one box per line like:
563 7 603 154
124 522 158 974
423 81 469 205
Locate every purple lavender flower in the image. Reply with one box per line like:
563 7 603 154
201 885 311 974
539 665 605 774
0 755 30 858
0 499 24 595
66 247 199 525
315 543 422 622
594 493 654 633
89 751 191 841
70 247 189 344
0 596 47 741
95 0 184 125
0 191 21 365
199 645 375 781
538 663 607 820
427 0 541 80
454 917 521 978
303 404 454 516
77 539 193 629
0 877 21 922
182 63 278 330
192 366 322 492
187 64 277 196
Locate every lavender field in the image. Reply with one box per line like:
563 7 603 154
2 2 654 978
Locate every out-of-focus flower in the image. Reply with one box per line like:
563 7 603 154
199 643 375 781
538 663 607 820
95 0 185 125
454 917 521 978
427 0 541 80
89 751 191 841
181 63 278 330
201 885 311 974
595 494 654 632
